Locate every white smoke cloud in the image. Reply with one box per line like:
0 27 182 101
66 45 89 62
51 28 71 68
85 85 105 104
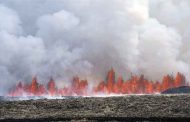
0 5 22 35
0 0 189 95
137 18 189 80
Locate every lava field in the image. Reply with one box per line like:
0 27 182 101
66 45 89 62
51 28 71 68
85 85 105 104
1 95 190 122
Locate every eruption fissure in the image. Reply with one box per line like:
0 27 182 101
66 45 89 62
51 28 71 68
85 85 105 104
8 69 187 97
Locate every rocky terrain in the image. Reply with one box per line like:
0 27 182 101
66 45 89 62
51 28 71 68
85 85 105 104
1 95 190 121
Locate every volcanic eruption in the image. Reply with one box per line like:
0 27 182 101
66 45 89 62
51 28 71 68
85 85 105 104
8 68 187 97
1 1 190 122
0 0 190 98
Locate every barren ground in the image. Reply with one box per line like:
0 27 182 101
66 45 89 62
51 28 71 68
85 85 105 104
1 95 190 121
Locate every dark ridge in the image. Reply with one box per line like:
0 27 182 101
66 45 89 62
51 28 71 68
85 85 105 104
162 86 190 94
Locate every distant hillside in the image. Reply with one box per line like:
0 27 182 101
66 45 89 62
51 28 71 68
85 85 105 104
162 86 190 94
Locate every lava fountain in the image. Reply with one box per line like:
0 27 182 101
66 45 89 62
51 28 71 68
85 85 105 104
8 69 188 97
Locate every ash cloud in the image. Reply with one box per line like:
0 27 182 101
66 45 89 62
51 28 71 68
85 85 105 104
0 0 189 95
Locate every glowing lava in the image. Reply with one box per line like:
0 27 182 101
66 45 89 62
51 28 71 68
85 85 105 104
8 69 188 97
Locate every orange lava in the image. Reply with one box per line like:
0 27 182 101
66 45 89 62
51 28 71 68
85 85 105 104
8 69 188 97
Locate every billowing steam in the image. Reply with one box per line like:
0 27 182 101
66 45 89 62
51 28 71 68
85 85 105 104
0 0 190 95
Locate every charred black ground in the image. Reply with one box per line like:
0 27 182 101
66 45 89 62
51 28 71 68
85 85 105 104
1 95 190 122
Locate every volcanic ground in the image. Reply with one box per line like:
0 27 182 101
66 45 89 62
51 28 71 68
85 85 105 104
1 95 190 122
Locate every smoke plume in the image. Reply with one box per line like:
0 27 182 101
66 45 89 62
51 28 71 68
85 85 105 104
0 0 190 95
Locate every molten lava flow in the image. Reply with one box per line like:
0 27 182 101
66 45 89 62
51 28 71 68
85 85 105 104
47 78 57 96
8 69 188 97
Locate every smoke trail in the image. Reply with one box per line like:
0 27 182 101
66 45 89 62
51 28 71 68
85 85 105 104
0 0 189 95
